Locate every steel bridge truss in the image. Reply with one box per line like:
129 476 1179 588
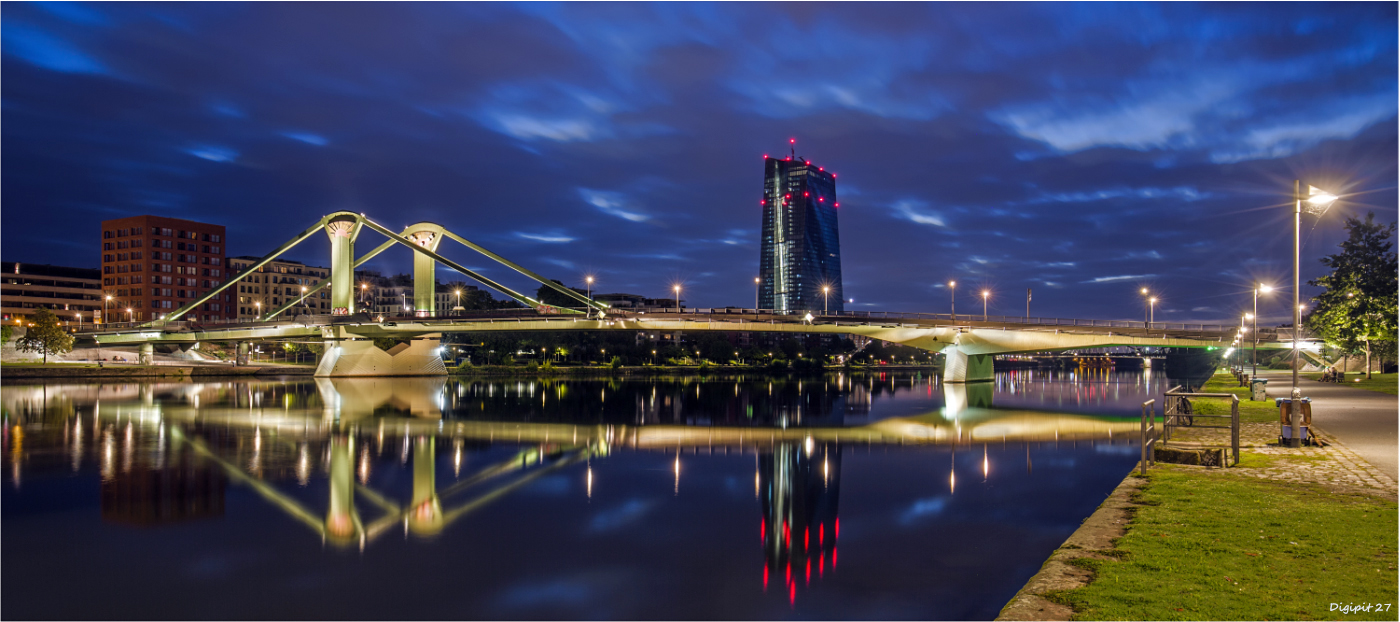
161 211 610 325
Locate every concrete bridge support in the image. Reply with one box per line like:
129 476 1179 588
325 214 363 315
406 225 445 317
138 343 153 366
235 342 250 366
943 346 993 383
314 338 447 377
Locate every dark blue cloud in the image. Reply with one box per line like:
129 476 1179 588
2 2 1394 324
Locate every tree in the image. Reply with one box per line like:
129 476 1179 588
536 280 585 308
1307 212 1398 376
1 324 12 345
16 308 74 364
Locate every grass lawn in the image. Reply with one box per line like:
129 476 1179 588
1048 468 1398 621
1303 372 1398 396
1192 374 1279 424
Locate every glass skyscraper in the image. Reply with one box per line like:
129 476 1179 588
759 154 843 313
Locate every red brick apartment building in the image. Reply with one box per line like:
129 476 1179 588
100 215 233 323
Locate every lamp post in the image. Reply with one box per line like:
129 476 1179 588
1288 181 1338 448
126 307 133 323
1149 297 1157 325
981 290 989 321
754 277 760 310
255 301 261 321
360 283 369 309
454 289 461 317
1140 288 1151 326
673 285 681 313
585 276 594 318
104 295 113 325
949 281 956 320
823 285 830 315
299 286 308 314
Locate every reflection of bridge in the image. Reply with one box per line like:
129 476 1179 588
6 376 1141 566
76 211 1299 381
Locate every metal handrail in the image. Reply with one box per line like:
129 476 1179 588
1140 399 1157 475
1163 390 1240 466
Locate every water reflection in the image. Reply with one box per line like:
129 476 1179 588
2 372 1170 620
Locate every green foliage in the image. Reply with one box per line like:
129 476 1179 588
609 356 623 369
525 360 538 371
698 359 711 370
15 308 74 364
1 324 12 344
372 337 402 351
1307 212 1398 360
455 358 473 371
535 280 585 308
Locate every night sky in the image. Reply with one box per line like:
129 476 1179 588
3 2 1396 325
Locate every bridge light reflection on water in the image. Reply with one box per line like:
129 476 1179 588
4 369 1182 620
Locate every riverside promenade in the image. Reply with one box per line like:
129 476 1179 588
1258 370 1398 481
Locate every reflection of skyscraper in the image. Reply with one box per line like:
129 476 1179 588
759 151 843 313
758 442 841 600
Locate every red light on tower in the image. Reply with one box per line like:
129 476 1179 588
818 197 824 202
790 138 795 144
834 202 839 208
803 192 809 197
760 199 765 205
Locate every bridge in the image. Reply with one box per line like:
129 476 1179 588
77 211 1303 381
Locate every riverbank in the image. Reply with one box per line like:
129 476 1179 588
1000 373 1398 621
1 361 938 380
1 363 303 379
447 363 939 377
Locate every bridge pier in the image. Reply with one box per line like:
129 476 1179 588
138 343 153 366
942 346 993 383
325 214 363 315
235 342 250 366
406 224 445 317
314 338 447 377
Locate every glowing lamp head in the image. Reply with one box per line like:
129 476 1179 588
981 290 988 298
586 276 593 284
949 281 956 288
1140 288 1148 295
1150 297 1157 304
1306 186 1338 207
1258 284 1273 293
1245 313 1254 320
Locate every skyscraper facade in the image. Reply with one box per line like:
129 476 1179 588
758 153 843 313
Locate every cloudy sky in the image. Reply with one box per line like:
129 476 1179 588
3 2 1395 324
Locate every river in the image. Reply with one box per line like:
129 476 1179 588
2 369 1180 620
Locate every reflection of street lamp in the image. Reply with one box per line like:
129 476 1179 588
1288 181 1338 447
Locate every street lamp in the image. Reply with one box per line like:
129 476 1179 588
104 294 113 325
454 289 462 316
754 277 760 310
1149 297 1157 325
1140 288 1152 326
585 276 594 318
949 281 956 320
1288 181 1338 447
673 284 681 313
300 286 308 313
126 308 133 322
981 290 989 321
1251 283 1273 377
823 285 830 314
255 301 261 321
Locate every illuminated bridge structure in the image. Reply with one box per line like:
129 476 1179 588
77 212 1304 382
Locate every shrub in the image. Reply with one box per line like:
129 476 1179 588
609 356 623 369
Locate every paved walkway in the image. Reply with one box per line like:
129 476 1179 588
1256 371 1398 480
